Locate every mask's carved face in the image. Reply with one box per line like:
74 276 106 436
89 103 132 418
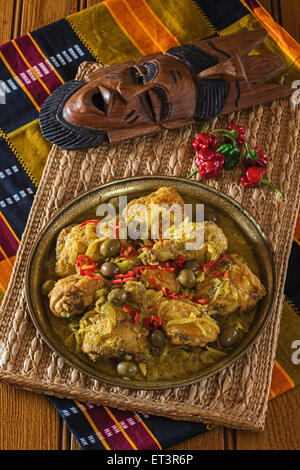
62 54 196 142
39 30 292 150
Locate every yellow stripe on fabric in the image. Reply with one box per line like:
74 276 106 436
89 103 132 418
67 3 141 65
74 401 111 449
0 279 5 295
27 33 64 85
145 0 216 45
7 119 52 184
241 0 300 68
134 413 162 450
0 50 40 111
0 287 4 301
1 128 39 186
11 39 52 96
103 406 138 450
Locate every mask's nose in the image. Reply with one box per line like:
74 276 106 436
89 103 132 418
118 82 151 102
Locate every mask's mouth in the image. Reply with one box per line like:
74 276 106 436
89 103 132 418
91 89 106 113
39 80 107 150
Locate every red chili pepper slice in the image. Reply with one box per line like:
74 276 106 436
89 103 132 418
120 244 137 258
76 255 102 281
172 255 185 271
111 277 135 284
123 304 140 324
210 271 230 278
79 219 100 228
111 221 119 239
143 315 163 330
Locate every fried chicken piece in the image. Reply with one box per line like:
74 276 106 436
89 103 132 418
140 268 180 294
157 299 220 346
124 186 185 216
55 222 101 277
123 187 185 239
140 220 228 265
123 281 147 307
80 304 149 361
196 253 266 316
49 274 101 318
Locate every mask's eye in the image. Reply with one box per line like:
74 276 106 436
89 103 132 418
130 66 145 85
142 62 158 82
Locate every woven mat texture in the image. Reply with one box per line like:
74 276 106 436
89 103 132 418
0 62 300 431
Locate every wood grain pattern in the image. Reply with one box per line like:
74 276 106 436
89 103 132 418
0 0 299 451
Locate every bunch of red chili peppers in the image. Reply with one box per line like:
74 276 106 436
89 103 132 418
187 124 283 197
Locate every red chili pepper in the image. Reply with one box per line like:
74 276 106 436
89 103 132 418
120 244 137 258
225 124 247 147
243 143 268 169
143 315 163 330
193 132 218 152
194 148 225 179
79 219 100 228
241 167 283 197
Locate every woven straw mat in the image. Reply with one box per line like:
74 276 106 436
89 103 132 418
0 62 299 431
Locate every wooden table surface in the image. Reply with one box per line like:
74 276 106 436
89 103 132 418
0 0 299 451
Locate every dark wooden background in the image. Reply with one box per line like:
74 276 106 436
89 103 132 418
0 0 299 450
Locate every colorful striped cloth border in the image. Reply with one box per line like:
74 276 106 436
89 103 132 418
0 0 299 449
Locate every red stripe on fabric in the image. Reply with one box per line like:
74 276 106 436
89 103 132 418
108 408 161 450
14 35 62 93
0 216 19 258
82 404 135 450
0 41 49 107
245 0 259 9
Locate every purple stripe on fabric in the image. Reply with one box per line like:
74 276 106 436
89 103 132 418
0 216 19 259
82 403 134 450
0 41 49 107
109 408 161 450
15 35 63 92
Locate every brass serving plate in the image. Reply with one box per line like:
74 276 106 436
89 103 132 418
25 176 277 390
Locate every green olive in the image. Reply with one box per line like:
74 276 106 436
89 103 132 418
117 361 137 378
41 279 56 296
100 239 121 258
108 288 127 306
150 329 165 349
100 261 120 278
183 260 201 272
219 326 240 348
177 269 196 288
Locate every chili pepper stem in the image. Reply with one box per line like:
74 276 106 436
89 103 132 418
260 179 283 198
187 168 198 178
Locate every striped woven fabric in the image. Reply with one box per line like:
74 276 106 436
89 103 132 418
0 0 299 449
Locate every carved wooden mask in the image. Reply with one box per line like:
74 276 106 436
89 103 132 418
39 29 292 150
